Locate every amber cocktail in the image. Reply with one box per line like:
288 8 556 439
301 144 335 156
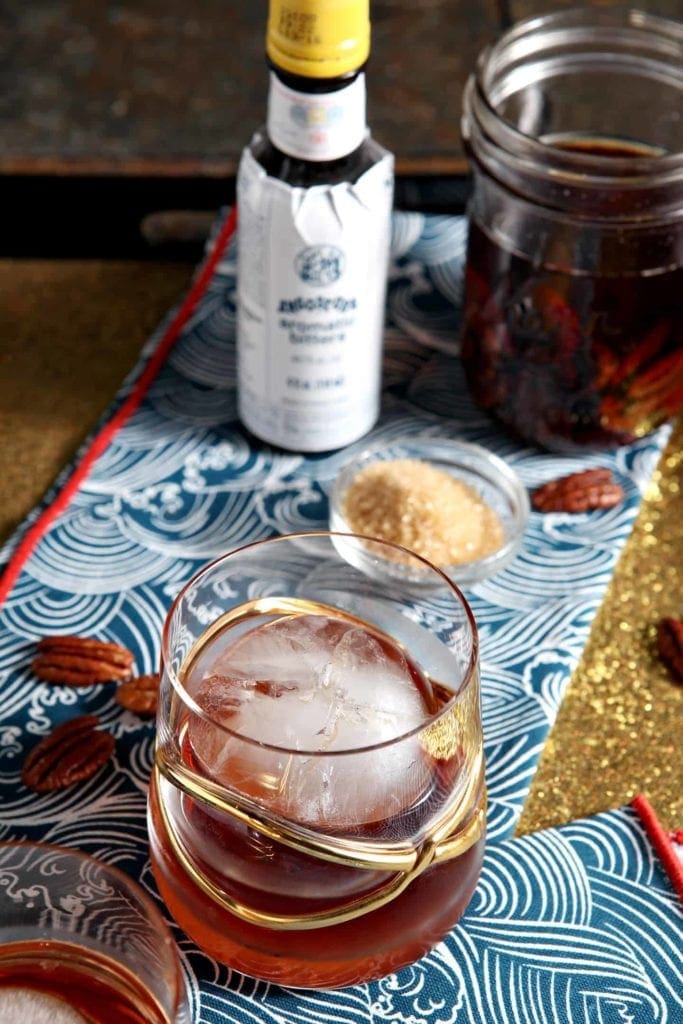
149 532 486 988
0 842 189 1023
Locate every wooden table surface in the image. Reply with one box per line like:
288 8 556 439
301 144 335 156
3 0 680 182
2 0 679 259
1 0 500 179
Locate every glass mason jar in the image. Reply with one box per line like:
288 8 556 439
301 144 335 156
460 8 683 452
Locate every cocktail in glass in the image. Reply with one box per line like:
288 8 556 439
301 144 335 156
0 842 190 1023
148 532 485 988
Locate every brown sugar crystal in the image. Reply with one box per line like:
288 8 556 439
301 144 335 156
342 458 505 567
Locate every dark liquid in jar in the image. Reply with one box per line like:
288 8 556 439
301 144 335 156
462 136 683 451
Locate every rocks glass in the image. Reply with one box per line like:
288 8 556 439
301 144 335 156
148 532 486 988
0 842 190 1023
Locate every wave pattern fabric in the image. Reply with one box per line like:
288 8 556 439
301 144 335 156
0 213 678 1019
0 213 669 841
188 808 680 1023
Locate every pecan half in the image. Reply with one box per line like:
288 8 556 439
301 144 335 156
21 714 115 793
656 617 683 684
115 673 160 716
33 635 134 686
532 468 624 513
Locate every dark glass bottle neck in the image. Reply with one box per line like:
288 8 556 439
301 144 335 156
260 56 373 176
251 132 382 186
267 60 367 94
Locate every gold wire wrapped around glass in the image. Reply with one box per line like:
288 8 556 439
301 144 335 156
153 757 486 929
148 533 487 987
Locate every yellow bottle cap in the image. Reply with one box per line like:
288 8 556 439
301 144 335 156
267 0 370 79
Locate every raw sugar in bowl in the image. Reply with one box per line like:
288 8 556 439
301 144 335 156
461 8 683 452
149 532 486 988
330 437 529 586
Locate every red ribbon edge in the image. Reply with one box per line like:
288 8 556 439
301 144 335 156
0 205 238 609
631 794 683 904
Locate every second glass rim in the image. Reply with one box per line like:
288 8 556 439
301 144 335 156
160 530 480 758
0 839 188 1017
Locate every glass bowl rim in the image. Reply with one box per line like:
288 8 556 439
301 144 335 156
329 436 530 585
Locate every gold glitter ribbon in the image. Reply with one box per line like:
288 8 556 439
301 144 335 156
518 419 683 834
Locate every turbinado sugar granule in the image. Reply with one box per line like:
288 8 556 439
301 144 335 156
342 458 504 566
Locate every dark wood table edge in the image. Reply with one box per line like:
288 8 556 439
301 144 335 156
0 163 472 261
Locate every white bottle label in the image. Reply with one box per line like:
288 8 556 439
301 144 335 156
236 145 394 452
267 72 367 161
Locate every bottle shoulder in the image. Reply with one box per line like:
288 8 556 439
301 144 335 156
247 130 389 187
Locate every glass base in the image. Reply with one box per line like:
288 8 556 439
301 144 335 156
147 774 485 989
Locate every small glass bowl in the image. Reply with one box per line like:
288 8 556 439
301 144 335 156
329 436 529 586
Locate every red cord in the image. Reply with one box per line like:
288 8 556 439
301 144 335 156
0 206 238 608
632 794 683 904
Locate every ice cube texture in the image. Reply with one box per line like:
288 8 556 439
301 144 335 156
0 989 89 1024
190 615 435 828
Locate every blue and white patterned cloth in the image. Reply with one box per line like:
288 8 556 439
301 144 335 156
0 213 679 1021
192 807 682 1023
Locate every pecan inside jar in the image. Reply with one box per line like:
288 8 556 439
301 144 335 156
21 714 115 793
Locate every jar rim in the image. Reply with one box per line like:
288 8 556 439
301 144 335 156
463 6 683 215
